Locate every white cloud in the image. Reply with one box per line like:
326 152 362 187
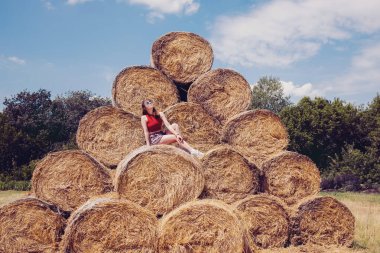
328 42 380 96
118 0 200 22
7 56 26 65
210 0 380 67
66 0 93 5
281 81 327 101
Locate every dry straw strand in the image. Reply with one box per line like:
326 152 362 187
221 109 289 168
201 146 260 204
158 199 247 253
31 150 113 212
60 195 158 253
234 194 290 249
259 245 356 253
188 68 252 124
76 106 145 168
151 31 214 84
290 196 355 247
114 145 204 216
112 65 179 115
0 197 66 253
163 102 222 152
261 151 321 206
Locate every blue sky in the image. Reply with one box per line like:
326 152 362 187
1 0 380 110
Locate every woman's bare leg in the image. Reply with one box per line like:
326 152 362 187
163 123 198 153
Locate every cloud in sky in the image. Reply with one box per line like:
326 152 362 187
41 0 55 10
118 0 200 22
6 56 26 65
281 81 328 101
66 0 93 5
210 0 380 67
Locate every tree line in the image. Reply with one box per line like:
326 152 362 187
0 79 379 191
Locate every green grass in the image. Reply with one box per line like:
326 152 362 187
0 190 29 207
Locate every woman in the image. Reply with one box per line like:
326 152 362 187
140 99 204 158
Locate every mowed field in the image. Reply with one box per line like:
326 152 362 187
1 190 379 253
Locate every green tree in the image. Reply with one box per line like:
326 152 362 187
1 89 110 182
280 97 364 171
250 76 292 114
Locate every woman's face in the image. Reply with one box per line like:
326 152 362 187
144 100 154 109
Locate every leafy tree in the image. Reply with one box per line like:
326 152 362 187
280 97 364 171
1 89 110 181
250 76 292 114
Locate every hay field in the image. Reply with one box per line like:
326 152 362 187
0 190 378 252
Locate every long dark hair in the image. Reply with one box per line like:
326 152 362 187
141 99 160 119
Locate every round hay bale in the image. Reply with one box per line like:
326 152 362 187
259 245 355 253
290 196 355 247
262 151 321 206
163 102 222 152
234 194 290 249
201 146 260 204
158 199 247 253
0 197 65 253
188 68 252 124
31 150 113 212
61 195 157 253
76 106 145 168
112 65 179 115
221 109 289 168
114 145 204 216
151 31 213 84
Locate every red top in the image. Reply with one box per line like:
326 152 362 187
146 114 163 132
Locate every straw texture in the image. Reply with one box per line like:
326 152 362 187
234 194 290 249
262 151 321 206
114 145 204 216
188 68 252 124
151 31 213 84
158 199 247 253
76 106 145 168
163 102 222 152
221 109 289 168
201 146 260 204
0 197 65 253
60 195 158 253
112 65 179 115
31 150 113 212
290 196 355 247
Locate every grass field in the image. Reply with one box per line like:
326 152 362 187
0 190 379 253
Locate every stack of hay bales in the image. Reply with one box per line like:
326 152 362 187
0 31 355 253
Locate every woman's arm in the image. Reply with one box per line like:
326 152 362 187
141 115 151 146
159 112 178 135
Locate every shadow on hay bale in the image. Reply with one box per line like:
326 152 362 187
188 68 252 125
221 109 289 168
151 31 214 85
158 199 253 253
261 151 321 206
76 106 145 168
60 194 157 253
164 102 222 152
112 65 179 116
200 146 260 204
289 196 355 247
31 150 113 212
0 197 66 253
114 145 204 217
233 194 290 250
